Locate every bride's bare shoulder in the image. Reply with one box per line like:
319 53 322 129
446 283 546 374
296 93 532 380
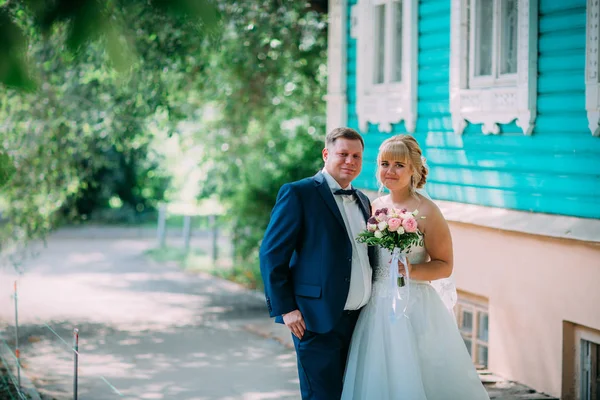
416 193 444 221
416 193 436 212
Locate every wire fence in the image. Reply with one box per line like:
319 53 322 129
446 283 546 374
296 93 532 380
0 350 24 400
0 209 229 399
1 281 125 399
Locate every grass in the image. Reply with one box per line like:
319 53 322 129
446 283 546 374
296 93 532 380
82 210 217 229
75 198 224 229
0 360 57 400
144 246 263 290
144 214 215 229
0 361 26 400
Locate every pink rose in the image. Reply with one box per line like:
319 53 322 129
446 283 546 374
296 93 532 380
402 217 418 233
387 218 402 232
392 208 405 216
375 214 389 223
399 212 412 221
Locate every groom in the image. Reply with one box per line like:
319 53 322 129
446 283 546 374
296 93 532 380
259 127 375 399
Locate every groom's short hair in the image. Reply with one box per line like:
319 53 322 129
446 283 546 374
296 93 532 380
326 127 364 149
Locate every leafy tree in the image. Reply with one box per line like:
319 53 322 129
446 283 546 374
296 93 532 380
0 2 214 262
0 152 15 190
196 0 328 273
0 0 219 90
0 0 329 279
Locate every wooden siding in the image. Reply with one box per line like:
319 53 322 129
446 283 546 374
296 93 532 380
346 0 600 219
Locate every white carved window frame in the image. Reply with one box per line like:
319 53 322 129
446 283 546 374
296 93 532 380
586 0 600 137
326 0 349 134
450 0 538 135
351 0 418 133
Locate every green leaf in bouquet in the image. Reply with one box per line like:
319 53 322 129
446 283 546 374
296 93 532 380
397 276 405 287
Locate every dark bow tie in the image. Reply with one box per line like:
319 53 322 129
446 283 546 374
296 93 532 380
334 188 356 196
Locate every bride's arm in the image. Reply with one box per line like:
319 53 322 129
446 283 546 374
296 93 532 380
408 201 453 281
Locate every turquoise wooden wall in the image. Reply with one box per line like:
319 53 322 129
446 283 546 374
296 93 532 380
347 0 600 219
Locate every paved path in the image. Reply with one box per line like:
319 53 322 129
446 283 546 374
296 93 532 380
0 228 300 400
0 227 558 400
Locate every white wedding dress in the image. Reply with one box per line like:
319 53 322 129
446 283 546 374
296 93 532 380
341 237 490 400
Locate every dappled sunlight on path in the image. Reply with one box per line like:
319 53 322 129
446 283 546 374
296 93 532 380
0 230 299 399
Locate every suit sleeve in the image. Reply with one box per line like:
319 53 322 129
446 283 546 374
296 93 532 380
259 183 302 317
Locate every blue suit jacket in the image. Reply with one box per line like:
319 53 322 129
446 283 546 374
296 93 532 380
259 172 376 334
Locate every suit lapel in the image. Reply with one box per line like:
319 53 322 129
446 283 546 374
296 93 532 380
355 192 371 222
314 172 346 231
315 172 376 270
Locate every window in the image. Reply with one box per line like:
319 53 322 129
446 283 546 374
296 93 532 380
581 339 600 400
450 0 537 135
326 0 349 133
351 0 418 133
586 0 600 136
469 0 518 87
563 323 600 400
372 0 403 84
455 293 489 369
374 4 385 84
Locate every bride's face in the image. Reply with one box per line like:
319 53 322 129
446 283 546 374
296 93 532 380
378 157 414 191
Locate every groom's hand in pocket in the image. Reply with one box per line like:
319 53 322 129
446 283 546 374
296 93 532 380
283 309 306 339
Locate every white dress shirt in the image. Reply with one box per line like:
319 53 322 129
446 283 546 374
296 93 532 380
322 169 372 310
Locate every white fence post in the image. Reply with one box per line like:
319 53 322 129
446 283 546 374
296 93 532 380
157 204 167 248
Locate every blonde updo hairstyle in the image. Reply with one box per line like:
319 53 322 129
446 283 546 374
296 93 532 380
376 135 428 196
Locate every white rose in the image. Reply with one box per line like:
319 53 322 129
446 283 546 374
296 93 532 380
397 227 405 235
377 221 388 231
374 230 383 238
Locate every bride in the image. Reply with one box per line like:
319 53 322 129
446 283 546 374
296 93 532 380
341 135 490 400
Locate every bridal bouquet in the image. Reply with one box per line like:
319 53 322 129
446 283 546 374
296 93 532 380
356 207 424 287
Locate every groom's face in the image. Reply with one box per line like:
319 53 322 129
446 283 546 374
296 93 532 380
322 138 363 188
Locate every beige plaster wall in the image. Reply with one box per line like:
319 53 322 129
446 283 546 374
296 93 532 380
449 222 600 398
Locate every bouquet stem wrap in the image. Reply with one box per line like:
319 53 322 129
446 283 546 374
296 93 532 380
390 247 410 321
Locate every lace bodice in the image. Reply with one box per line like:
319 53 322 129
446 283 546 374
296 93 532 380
371 235 430 299
373 237 429 284
371 234 458 309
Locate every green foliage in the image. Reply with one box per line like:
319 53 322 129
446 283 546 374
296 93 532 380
196 0 328 271
357 230 424 254
0 151 15 189
0 3 212 258
0 5 34 90
227 127 324 265
64 144 172 221
0 0 219 89
0 0 329 282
